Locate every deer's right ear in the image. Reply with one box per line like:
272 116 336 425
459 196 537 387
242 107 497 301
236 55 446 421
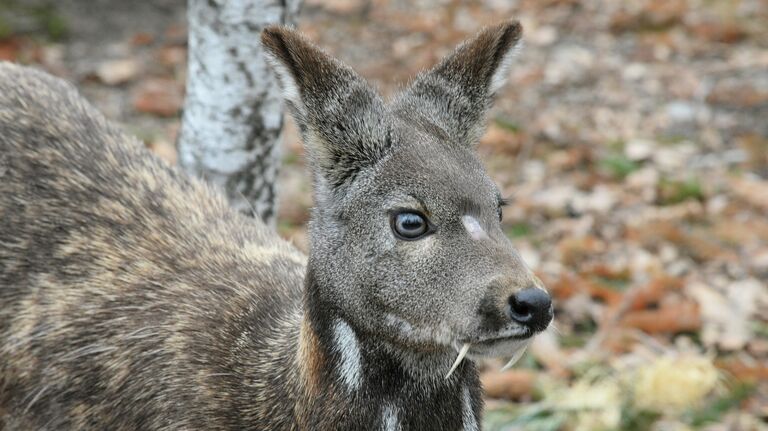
261 26 392 189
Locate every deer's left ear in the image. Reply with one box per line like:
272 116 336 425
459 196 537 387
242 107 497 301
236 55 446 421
394 21 522 146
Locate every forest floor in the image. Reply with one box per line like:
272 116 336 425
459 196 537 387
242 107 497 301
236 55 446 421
1 0 767 429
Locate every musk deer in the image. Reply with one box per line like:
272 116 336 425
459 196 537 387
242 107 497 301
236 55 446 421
0 20 552 430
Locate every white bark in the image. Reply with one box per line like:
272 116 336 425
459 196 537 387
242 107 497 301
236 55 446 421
179 0 301 226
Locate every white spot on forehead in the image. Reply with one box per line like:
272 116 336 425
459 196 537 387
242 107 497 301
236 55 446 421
461 215 488 241
381 404 402 431
462 386 479 431
333 319 362 392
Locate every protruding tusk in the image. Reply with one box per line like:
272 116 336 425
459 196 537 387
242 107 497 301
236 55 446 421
445 343 471 379
500 341 530 372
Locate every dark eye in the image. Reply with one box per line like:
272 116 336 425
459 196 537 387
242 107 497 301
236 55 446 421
391 212 430 240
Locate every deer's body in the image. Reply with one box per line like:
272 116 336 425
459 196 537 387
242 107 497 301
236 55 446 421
0 22 551 430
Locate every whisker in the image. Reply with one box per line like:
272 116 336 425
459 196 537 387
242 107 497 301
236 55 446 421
547 321 562 335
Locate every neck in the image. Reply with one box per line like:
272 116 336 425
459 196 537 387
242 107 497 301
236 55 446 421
294 269 483 430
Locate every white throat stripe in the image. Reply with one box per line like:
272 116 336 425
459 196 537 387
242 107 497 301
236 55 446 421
462 386 478 431
381 404 401 431
333 319 362 391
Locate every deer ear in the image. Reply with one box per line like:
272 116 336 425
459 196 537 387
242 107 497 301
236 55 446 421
261 26 333 120
395 21 522 146
261 26 392 189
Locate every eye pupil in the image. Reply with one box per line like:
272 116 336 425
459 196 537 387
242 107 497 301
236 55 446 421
400 214 421 229
393 212 429 239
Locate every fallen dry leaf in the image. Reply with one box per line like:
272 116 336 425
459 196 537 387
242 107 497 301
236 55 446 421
729 177 768 212
95 58 141 85
715 356 768 383
620 300 701 334
0 38 22 61
131 32 155 46
146 139 177 165
481 369 537 400
132 78 183 117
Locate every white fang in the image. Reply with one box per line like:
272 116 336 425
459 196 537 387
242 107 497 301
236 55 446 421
381 404 402 431
445 343 471 379
461 215 488 241
462 386 479 431
500 340 530 371
333 319 362 391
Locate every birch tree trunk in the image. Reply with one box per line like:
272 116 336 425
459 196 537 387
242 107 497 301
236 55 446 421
179 0 301 226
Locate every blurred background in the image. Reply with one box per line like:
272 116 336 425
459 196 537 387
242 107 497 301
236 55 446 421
1 0 766 429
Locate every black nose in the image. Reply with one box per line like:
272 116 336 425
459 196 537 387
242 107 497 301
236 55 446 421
508 287 553 331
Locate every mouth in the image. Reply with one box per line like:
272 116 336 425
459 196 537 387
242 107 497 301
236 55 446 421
444 330 536 379
471 328 533 346
461 326 533 356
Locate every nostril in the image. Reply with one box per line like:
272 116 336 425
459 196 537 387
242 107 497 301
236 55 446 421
508 295 533 322
508 287 553 330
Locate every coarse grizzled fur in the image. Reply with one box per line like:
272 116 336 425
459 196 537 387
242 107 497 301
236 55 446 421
0 20 550 430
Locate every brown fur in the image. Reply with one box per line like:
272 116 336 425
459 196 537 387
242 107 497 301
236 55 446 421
0 62 307 429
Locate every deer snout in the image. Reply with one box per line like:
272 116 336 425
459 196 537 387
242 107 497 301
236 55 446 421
507 287 553 332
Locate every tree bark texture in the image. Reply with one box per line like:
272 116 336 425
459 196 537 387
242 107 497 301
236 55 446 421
179 0 301 226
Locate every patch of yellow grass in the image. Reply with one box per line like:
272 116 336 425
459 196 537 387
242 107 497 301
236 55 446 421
632 355 719 412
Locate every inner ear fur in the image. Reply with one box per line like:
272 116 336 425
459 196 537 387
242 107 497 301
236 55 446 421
394 20 523 146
